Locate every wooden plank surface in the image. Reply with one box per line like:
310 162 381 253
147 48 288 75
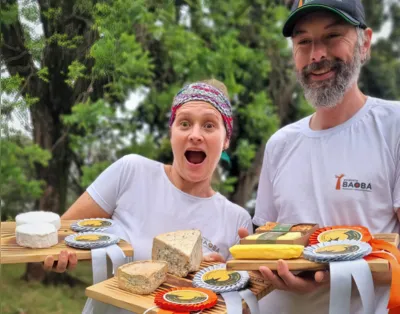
226 233 399 272
1 220 133 264
86 261 275 314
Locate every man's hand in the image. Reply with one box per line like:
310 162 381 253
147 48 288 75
259 260 329 294
43 250 78 273
203 252 226 263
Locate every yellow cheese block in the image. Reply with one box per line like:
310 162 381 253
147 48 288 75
277 232 302 240
229 244 304 260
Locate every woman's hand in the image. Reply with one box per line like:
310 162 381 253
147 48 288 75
43 250 78 273
203 252 226 263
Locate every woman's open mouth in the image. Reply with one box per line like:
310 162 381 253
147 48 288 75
184 150 207 165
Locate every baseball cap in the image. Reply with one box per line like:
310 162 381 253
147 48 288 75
283 0 367 37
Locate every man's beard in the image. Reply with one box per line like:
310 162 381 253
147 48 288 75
296 45 362 109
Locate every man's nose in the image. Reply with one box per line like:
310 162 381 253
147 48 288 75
311 41 327 63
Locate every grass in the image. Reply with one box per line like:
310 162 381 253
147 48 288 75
1 261 93 314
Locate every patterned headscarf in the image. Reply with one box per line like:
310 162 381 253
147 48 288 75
169 82 233 139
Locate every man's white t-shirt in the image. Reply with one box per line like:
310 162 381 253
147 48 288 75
84 154 253 314
253 97 400 314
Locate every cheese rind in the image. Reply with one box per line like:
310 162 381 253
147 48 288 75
230 244 304 260
16 211 61 230
152 229 203 277
117 260 168 295
16 223 58 248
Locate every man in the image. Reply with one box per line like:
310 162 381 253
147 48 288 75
249 0 400 313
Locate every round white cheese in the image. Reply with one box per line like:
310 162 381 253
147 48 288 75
16 223 58 248
16 211 61 230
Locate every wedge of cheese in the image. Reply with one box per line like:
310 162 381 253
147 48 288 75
117 260 168 295
16 223 58 248
230 244 304 260
152 229 203 277
16 211 61 230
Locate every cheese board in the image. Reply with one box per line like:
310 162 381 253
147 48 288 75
0 220 134 264
86 261 275 314
226 233 399 272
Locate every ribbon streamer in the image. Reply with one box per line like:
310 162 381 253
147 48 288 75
91 248 107 284
329 261 353 314
239 289 260 314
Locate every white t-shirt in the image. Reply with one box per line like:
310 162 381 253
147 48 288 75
253 97 400 314
84 154 253 314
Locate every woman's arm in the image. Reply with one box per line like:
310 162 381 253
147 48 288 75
62 191 111 220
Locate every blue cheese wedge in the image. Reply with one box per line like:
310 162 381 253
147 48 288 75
16 211 61 230
16 223 58 248
117 260 168 294
152 230 203 277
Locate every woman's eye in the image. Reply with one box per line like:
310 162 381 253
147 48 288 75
180 121 190 127
204 123 215 129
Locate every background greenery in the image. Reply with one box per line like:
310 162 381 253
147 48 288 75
1 0 399 313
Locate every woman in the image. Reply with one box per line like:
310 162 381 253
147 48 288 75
44 79 253 312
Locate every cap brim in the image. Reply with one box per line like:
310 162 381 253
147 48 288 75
282 4 360 37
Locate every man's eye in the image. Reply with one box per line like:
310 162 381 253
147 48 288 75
298 39 311 45
327 33 340 39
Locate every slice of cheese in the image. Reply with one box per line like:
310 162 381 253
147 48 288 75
16 223 58 248
152 229 203 277
16 211 61 230
117 260 168 295
230 244 304 260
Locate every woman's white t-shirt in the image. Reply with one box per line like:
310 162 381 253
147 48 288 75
84 154 253 314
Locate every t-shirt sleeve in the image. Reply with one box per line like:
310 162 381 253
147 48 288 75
86 156 128 215
253 142 278 226
394 140 400 211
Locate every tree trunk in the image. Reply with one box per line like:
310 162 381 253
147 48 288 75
1 0 99 283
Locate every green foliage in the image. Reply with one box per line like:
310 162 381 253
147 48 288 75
0 135 51 219
0 2 18 25
66 61 86 87
37 67 49 83
80 161 111 188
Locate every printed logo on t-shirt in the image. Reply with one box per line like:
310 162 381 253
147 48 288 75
202 237 220 254
335 174 372 192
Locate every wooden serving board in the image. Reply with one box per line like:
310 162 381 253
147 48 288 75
226 233 399 273
86 261 275 314
0 220 134 264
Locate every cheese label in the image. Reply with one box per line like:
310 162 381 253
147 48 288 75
201 269 241 287
75 234 111 242
77 219 112 228
314 244 361 255
163 290 208 304
317 229 362 242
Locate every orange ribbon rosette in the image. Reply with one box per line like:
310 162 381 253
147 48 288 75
309 225 400 313
154 287 218 314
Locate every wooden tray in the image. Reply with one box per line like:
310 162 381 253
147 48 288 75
226 233 399 272
0 220 134 264
86 261 275 314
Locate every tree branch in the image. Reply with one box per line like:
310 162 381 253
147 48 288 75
0 0 37 79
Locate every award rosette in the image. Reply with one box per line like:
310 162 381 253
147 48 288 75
192 264 260 314
193 263 249 293
65 232 119 249
154 287 217 313
308 225 372 245
70 218 114 232
303 240 372 263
